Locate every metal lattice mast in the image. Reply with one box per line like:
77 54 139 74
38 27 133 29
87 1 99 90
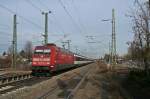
12 14 17 69
44 12 48 45
109 42 111 64
42 11 51 45
111 9 117 66
62 40 71 50
67 40 71 51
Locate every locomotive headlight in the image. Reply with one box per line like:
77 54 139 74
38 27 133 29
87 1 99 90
32 62 36 65
50 65 54 68
47 62 50 65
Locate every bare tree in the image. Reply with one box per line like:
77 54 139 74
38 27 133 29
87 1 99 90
7 45 13 56
24 41 33 61
129 0 150 75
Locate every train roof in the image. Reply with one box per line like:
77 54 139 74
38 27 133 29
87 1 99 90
34 43 93 60
74 54 92 59
35 46 49 49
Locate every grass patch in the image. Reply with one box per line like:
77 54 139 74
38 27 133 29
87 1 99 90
123 70 150 99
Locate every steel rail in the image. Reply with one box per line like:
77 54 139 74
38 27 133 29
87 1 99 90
0 73 32 86
66 67 91 99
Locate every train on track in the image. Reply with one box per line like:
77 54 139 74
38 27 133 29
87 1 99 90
32 43 93 76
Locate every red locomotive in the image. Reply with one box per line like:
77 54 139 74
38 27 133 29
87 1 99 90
32 43 92 76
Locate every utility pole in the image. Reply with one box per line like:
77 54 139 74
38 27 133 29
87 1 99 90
62 42 65 49
62 40 71 50
74 46 78 54
111 9 117 66
109 42 111 64
149 0 150 8
67 40 71 50
42 11 51 45
12 14 17 69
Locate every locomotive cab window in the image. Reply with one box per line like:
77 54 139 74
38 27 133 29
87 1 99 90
34 49 43 54
34 49 51 55
44 49 51 55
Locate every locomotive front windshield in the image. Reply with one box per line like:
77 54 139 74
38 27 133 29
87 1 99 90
34 49 51 55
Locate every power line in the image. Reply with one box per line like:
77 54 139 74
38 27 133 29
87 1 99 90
0 41 11 44
0 31 12 39
25 0 53 44
26 0 80 46
51 14 65 33
35 0 65 34
0 46 10 48
0 24 11 29
0 31 12 34
25 0 43 13
18 14 43 30
0 3 44 30
70 0 86 33
58 0 82 33
0 34 12 38
38 0 50 10
0 3 16 14
0 36 11 39
31 0 67 44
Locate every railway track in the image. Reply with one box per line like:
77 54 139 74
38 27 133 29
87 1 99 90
66 68 91 99
0 71 51 96
37 64 92 99
0 77 50 95
0 63 93 98
0 72 32 86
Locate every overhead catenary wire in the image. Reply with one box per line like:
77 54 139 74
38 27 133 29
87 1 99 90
38 0 88 52
0 1 86 53
29 0 68 44
34 0 66 34
0 31 12 34
25 0 52 44
0 3 44 30
0 35 12 38
58 0 82 34
25 0 43 13
0 34 12 38
25 0 84 47
71 0 87 33
0 24 11 29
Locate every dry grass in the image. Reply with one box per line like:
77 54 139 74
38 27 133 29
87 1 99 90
74 62 124 99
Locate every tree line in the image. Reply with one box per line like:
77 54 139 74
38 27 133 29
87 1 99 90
0 41 33 68
125 0 150 75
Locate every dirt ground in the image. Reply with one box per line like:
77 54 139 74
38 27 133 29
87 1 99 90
0 63 91 99
73 62 124 99
0 62 127 99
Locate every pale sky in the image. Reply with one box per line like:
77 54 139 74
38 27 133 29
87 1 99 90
0 0 139 58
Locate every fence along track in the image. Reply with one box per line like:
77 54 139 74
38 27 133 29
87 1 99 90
0 73 32 86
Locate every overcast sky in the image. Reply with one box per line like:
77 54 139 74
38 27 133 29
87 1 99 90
0 0 139 58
